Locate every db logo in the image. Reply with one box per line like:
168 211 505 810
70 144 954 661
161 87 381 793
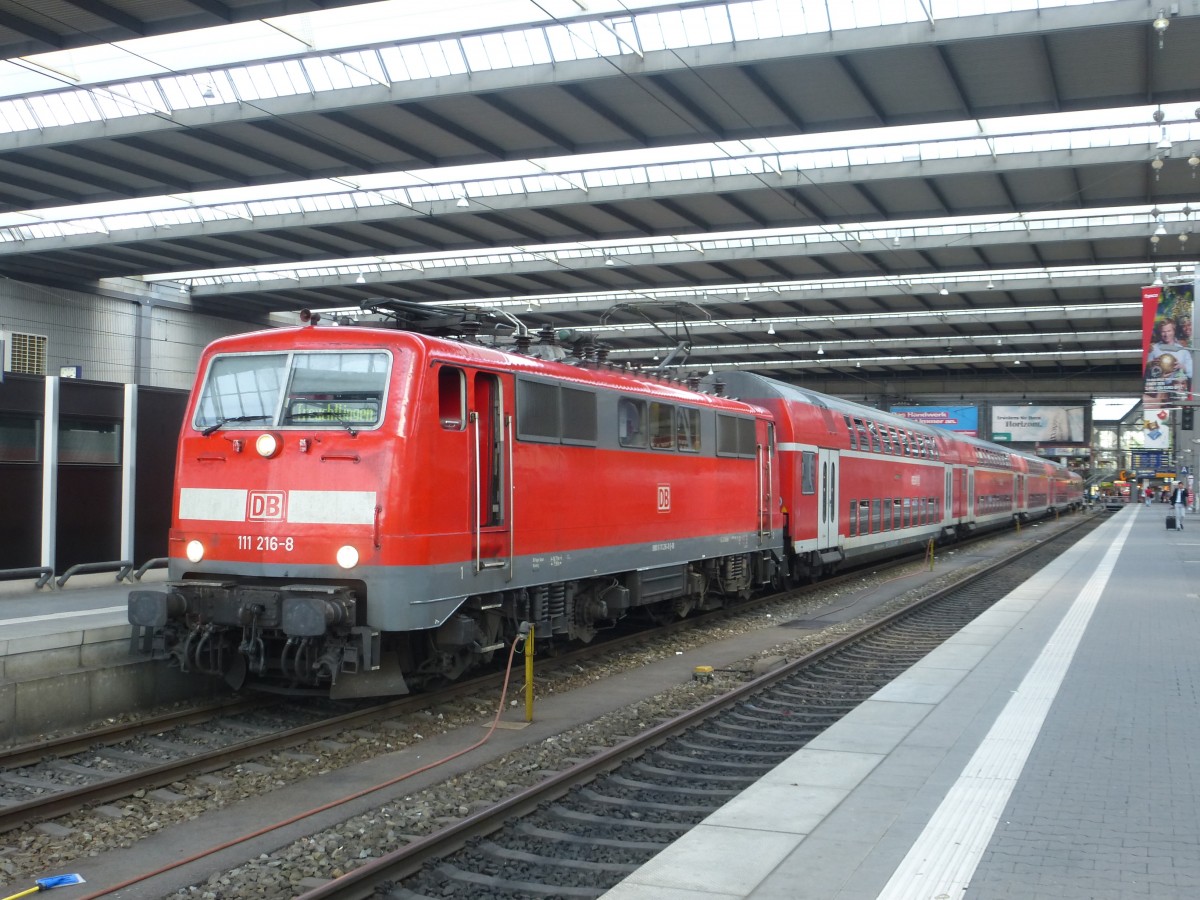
657 484 671 512
248 491 286 521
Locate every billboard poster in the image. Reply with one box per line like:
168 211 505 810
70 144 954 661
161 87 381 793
1142 282 1194 407
1142 281 1195 450
890 405 978 435
991 405 1086 442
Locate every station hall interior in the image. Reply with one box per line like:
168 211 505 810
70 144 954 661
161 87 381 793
0 0 1199 513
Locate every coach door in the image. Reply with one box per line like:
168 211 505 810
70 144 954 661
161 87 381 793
818 448 839 547
470 372 511 577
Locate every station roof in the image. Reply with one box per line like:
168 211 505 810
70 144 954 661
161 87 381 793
1 0 1197 398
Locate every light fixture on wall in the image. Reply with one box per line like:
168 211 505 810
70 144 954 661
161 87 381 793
1153 9 1169 49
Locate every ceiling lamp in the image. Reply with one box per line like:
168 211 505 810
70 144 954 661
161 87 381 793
1155 221 1167 236
767 323 776 335
354 272 366 284
604 254 617 266
1189 153 1199 177
1152 156 1165 180
456 194 469 208
816 345 824 356
1153 9 1169 49
938 286 949 296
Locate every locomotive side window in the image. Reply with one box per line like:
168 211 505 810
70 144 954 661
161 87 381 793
561 387 598 444
516 379 559 441
801 451 816 494
648 402 674 449
618 398 646 448
716 414 757 458
437 367 465 430
676 407 701 452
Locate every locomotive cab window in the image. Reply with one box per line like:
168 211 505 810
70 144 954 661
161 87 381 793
196 350 390 431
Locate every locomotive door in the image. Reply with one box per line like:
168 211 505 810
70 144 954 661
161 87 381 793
470 372 511 577
817 448 839 547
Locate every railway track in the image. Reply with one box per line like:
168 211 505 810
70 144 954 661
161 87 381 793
294 512 1106 900
0 513 1096 847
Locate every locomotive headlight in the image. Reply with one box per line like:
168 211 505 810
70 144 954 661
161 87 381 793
336 545 360 569
185 540 205 563
255 432 282 458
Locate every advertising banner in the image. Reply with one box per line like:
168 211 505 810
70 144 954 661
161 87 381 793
890 405 978 435
1141 281 1195 450
991 405 1086 442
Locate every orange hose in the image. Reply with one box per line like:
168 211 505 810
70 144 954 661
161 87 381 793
75 637 525 900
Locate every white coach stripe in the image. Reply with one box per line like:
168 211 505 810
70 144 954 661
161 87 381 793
178 487 247 521
287 490 377 524
876 510 1135 899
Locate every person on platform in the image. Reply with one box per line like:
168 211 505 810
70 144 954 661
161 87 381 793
1171 482 1187 530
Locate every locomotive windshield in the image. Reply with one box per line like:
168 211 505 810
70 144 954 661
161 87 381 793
194 350 391 431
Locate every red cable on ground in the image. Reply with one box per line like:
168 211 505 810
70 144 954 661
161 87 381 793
73 636 526 900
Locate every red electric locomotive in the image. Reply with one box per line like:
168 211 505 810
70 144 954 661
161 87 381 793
129 313 1081 698
129 319 785 697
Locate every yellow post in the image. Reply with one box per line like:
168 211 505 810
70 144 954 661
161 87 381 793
524 623 535 723
927 538 935 571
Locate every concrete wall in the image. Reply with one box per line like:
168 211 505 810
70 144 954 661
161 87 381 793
0 277 263 389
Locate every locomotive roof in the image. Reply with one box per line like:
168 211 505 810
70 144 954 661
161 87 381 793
204 324 771 416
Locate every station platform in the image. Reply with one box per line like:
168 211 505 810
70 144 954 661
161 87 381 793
603 504 1200 900
0 571 212 744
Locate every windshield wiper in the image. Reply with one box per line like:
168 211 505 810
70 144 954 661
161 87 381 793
200 414 269 437
287 411 362 436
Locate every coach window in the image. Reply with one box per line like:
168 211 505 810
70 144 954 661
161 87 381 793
852 418 868 451
801 451 816 494
676 407 701 452
902 497 912 527
843 415 857 450
867 422 882 453
870 499 881 533
880 428 893 454
649 402 674 449
618 398 646 448
883 499 892 530
437 367 465 430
